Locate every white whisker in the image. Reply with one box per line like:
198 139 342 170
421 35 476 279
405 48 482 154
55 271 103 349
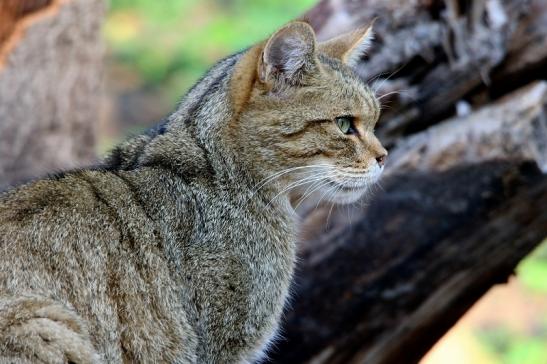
325 182 343 228
377 89 409 101
252 164 331 193
265 172 332 207
293 176 334 211
372 63 407 94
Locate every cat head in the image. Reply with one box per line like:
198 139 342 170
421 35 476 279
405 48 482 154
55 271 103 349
228 21 386 205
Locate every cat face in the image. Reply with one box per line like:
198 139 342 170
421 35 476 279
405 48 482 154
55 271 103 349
230 22 386 205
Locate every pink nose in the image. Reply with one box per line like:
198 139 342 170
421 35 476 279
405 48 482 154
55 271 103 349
376 153 387 167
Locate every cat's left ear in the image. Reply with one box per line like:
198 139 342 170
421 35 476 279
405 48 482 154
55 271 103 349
259 21 317 87
318 23 374 68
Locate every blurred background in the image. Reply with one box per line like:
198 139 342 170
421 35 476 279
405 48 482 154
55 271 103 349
0 0 546 363
423 245 547 364
99 0 316 153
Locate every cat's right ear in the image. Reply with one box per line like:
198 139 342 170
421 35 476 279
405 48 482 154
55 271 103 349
317 23 374 68
258 22 317 88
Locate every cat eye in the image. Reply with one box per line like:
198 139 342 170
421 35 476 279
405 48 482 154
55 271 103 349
335 116 357 135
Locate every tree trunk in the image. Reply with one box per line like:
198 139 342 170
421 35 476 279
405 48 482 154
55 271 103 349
0 0 104 190
270 82 547 364
270 0 547 363
304 0 547 147
280 162 547 364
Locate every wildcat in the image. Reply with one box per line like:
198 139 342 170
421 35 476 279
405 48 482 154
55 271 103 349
0 21 386 363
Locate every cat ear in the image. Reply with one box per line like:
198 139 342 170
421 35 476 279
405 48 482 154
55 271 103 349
259 21 317 87
318 23 374 68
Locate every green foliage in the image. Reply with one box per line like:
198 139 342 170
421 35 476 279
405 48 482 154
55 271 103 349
477 323 547 364
517 240 547 294
474 240 547 364
105 0 316 102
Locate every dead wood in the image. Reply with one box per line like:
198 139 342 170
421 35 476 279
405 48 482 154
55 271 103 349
270 160 547 364
0 0 104 190
271 1 547 361
304 0 547 147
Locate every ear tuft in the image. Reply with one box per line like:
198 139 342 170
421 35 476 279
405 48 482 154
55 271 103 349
260 22 317 86
344 26 374 68
318 23 374 68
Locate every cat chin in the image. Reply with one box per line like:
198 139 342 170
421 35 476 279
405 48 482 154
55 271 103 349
326 167 383 204
328 186 370 204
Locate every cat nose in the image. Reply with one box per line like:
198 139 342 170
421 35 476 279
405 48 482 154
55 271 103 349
376 153 387 167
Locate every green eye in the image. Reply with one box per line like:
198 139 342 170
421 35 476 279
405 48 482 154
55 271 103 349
335 116 355 135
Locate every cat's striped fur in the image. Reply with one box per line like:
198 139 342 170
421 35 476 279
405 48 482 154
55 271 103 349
0 22 386 363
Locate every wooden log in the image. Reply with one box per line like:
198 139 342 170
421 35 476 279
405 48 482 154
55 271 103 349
303 0 547 147
297 81 547 242
270 80 547 363
0 0 104 190
492 0 547 96
270 160 547 364
387 81 547 175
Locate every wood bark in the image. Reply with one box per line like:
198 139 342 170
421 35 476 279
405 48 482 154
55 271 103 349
272 160 547 364
387 81 547 175
304 0 547 147
270 1 547 363
269 83 547 364
0 0 104 190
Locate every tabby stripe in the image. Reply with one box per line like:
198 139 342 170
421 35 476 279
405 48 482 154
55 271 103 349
276 146 333 158
188 55 240 121
295 149 334 158
281 119 331 138
363 92 374 118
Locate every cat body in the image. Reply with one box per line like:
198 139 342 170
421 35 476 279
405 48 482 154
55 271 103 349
0 22 386 363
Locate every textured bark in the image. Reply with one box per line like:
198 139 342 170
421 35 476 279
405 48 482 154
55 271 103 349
387 81 547 175
269 82 547 364
304 0 547 147
269 1 547 363
0 0 104 190
271 161 547 364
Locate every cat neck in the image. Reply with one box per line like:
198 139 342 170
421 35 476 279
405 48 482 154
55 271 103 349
104 49 296 214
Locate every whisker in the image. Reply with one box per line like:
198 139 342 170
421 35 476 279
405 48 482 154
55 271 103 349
346 201 352 227
366 69 398 86
376 89 410 101
335 170 368 179
376 180 386 193
252 164 332 192
372 63 408 94
313 178 339 211
293 176 335 211
380 103 393 110
265 173 332 207
325 183 343 228
249 164 332 202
